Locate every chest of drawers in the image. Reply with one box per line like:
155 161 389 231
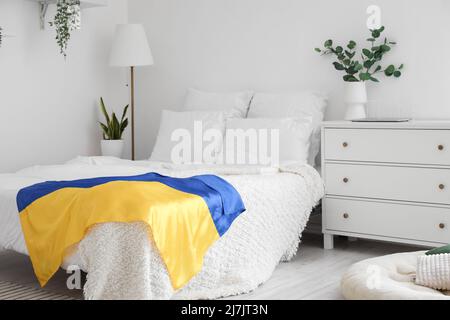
321 120 450 249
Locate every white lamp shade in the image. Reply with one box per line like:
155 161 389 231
109 24 154 67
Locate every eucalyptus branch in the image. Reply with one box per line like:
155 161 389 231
315 26 404 82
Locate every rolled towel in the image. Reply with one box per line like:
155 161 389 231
415 253 450 290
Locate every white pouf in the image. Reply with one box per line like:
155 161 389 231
341 251 450 300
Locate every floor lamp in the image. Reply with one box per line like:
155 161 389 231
109 24 154 160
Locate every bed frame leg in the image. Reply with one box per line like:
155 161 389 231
323 234 334 250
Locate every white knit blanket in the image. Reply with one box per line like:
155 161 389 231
73 162 323 300
416 254 450 290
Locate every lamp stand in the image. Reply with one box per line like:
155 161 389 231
130 66 135 160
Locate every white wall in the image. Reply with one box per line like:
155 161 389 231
0 0 129 172
129 0 450 160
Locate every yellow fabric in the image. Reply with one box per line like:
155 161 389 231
19 181 220 289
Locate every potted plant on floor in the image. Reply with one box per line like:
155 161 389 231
99 97 129 158
315 26 404 120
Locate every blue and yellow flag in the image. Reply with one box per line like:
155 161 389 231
17 172 245 289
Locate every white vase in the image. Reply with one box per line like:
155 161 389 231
101 140 124 158
344 81 368 120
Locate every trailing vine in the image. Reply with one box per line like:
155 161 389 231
49 0 81 58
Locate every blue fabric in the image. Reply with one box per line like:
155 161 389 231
16 172 245 236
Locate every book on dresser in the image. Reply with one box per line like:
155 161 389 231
321 120 450 249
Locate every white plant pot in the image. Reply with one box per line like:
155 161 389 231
101 140 124 158
344 81 368 120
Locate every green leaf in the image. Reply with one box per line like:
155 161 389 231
385 64 395 76
120 118 129 135
335 46 343 53
380 44 391 52
99 97 110 124
343 75 359 82
333 62 345 70
374 65 382 72
343 59 351 66
111 113 120 139
363 60 374 69
371 30 380 38
359 72 371 81
370 76 380 82
347 40 356 50
346 67 358 75
354 63 363 71
324 39 333 48
345 50 355 59
99 122 110 139
366 38 375 42
393 70 402 78
107 120 113 140
399 64 404 70
314 48 321 53
121 104 129 123
373 51 382 60
362 48 373 58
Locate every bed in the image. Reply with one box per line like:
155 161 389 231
0 89 327 299
0 156 323 299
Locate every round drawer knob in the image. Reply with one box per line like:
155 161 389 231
439 223 445 229
343 177 349 183
439 184 445 190
342 142 348 148
343 213 349 219
438 145 444 151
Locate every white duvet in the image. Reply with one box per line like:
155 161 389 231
0 156 323 300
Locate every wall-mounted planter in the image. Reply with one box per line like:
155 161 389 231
27 0 107 29
28 0 107 57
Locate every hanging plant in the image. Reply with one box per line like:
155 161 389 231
49 0 81 58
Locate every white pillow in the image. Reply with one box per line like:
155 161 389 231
183 88 254 118
247 92 328 166
217 117 313 166
150 110 226 164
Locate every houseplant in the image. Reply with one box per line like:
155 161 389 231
49 0 81 58
99 97 129 158
315 26 404 119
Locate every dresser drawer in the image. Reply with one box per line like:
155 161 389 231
323 198 450 244
325 163 450 205
324 128 450 165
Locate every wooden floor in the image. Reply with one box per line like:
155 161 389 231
0 234 423 300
